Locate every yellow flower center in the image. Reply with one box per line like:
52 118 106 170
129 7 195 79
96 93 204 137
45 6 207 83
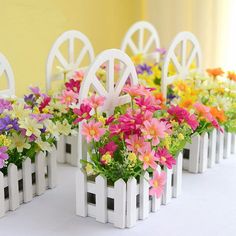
89 129 96 136
161 156 166 162
144 154 150 162
153 180 159 188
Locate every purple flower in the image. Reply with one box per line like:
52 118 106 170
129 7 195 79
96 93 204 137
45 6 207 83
30 86 41 96
156 48 167 55
0 146 9 169
136 64 152 75
24 94 36 106
0 99 12 113
30 113 53 122
0 116 19 132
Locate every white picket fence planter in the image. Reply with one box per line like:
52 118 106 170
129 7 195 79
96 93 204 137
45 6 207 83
208 129 217 168
76 153 182 228
216 129 224 163
56 134 79 166
231 133 236 155
183 133 208 173
0 151 57 218
224 132 232 159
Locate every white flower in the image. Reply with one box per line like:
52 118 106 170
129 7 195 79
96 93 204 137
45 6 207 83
19 117 43 137
36 138 54 152
9 133 31 152
44 120 60 139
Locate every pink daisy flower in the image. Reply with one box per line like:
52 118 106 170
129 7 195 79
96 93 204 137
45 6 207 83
155 147 176 169
82 120 106 143
125 134 147 154
139 143 158 170
135 95 160 112
149 171 167 198
59 90 78 106
72 70 84 81
73 104 92 124
83 94 105 109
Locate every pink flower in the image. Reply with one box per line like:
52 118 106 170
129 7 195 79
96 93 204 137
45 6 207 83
139 143 158 170
125 134 146 154
0 146 9 169
149 171 167 198
39 96 51 112
141 118 168 146
99 141 117 155
123 85 152 97
59 90 78 106
82 120 106 143
135 95 160 112
83 94 105 109
142 110 153 122
155 148 176 169
105 115 115 125
65 79 81 93
185 114 199 131
73 104 92 124
72 70 84 81
109 124 122 136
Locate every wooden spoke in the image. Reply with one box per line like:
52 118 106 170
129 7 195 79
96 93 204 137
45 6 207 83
128 39 139 55
115 66 130 96
55 50 69 69
75 46 88 68
106 58 115 94
143 35 154 54
92 76 108 96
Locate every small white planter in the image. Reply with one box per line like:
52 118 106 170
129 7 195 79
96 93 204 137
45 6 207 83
183 133 208 173
208 129 217 168
216 129 224 163
224 132 232 159
56 134 79 166
76 153 182 228
231 134 236 155
0 151 57 218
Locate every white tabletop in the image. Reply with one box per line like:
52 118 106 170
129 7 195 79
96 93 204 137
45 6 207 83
0 155 236 236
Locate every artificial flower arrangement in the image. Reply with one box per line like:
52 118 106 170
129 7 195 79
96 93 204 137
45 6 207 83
0 92 61 175
74 84 199 198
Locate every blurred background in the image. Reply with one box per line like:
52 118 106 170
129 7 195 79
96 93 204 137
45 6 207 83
0 0 235 96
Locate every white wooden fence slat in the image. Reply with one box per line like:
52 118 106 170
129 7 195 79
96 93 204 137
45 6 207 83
126 177 137 228
189 134 200 173
199 133 208 173
114 179 126 228
95 175 107 223
56 135 66 163
172 152 183 198
216 129 224 163
208 129 216 168
76 169 87 217
8 164 20 210
151 195 161 212
0 172 5 217
35 152 46 195
22 158 33 203
162 167 173 205
47 148 57 189
139 172 149 220
224 132 232 159
231 134 236 155
68 135 79 166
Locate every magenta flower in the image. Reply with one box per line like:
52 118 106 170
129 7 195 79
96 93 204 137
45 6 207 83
99 141 117 155
155 148 176 169
185 114 199 131
135 95 160 112
0 146 9 169
73 104 92 124
149 171 167 198
139 143 158 170
39 96 51 112
105 115 115 126
65 78 81 93
109 124 122 136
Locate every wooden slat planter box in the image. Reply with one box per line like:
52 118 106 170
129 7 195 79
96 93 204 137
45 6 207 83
76 153 182 228
183 133 208 173
0 151 57 218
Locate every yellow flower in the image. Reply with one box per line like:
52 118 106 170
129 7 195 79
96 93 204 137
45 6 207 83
101 153 112 165
128 152 137 163
168 62 176 76
152 66 162 78
10 133 31 152
33 107 40 114
19 117 43 137
9 102 31 119
0 135 11 147
97 116 106 125
56 120 73 136
36 138 53 152
44 120 60 139
131 54 144 64
85 163 94 175
178 133 184 140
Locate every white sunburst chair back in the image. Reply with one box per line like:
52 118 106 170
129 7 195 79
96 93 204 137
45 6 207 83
121 21 160 62
0 53 15 97
46 30 95 92
161 31 202 99
78 49 139 166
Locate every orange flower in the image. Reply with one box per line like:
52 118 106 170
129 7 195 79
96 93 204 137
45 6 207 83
227 71 236 82
155 93 165 104
206 68 224 77
210 107 227 123
179 98 194 109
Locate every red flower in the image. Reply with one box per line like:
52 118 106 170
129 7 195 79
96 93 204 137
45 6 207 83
99 141 118 155
155 147 176 169
105 115 115 125
39 96 51 112
65 79 81 93
73 104 92 124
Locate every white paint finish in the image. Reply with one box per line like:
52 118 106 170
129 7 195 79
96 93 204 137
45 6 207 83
151 195 161 212
0 172 4 217
162 167 173 205
114 179 126 228
139 172 149 220
22 158 33 203
56 136 66 163
35 152 46 195
126 177 137 228
224 132 232 159
231 134 236 155
66 135 79 166
161 32 202 98
8 164 20 211
208 129 217 168
95 175 107 223
0 53 15 97
172 152 183 198
47 149 57 189
46 30 94 91
216 129 224 163
189 134 200 173
75 169 87 217
199 132 208 173
121 21 160 62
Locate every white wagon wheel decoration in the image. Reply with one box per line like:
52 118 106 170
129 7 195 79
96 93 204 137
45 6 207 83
161 31 202 99
121 21 160 62
46 30 94 91
0 53 15 97
77 49 139 166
